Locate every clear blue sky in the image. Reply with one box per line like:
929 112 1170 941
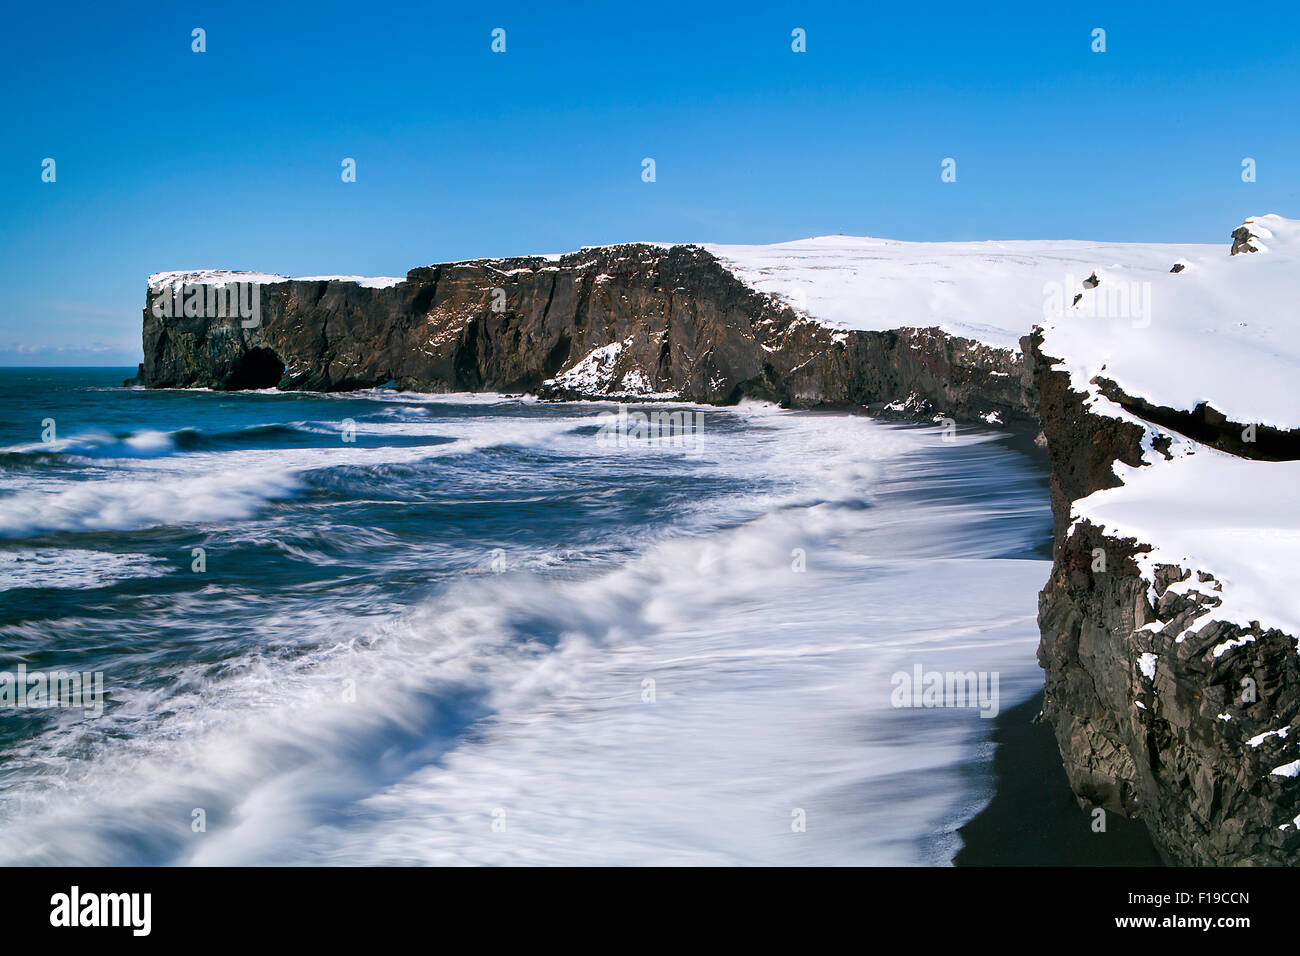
3 0 1297 364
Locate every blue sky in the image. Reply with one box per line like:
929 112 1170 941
2 0 1297 364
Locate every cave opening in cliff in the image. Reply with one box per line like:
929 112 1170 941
225 347 285 390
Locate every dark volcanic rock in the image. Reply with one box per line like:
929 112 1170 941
1028 330 1300 866
140 244 1034 427
1231 225 1261 256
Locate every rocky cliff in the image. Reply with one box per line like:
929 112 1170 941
139 244 1033 427
1029 331 1300 865
1027 215 1300 865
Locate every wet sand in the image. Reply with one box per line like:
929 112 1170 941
955 692 1164 866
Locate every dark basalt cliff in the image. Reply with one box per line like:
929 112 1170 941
140 244 1032 426
1028 330 1300 866
139 240 1299 865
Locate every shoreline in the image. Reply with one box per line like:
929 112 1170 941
954 690 1163 866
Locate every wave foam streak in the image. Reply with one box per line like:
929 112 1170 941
0 401 1050 865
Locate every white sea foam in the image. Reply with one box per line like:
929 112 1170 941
343 389 540 406
0 415 587 538
3 429 179 459
0 409 1048 865
0 549 169 591
0 467 304 538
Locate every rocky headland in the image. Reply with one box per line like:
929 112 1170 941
136 216 1300 865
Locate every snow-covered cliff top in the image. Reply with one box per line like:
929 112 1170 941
1076 425 1300 643
147 271 405 290
1039 214 1300 431
717 216 1300 649
711 214 1300 430
1048 215 1300 646
706 235 1213 351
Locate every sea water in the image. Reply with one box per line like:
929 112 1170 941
0 368 1051 865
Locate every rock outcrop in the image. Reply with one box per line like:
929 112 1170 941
140 244 1033 427
1023 214 1300 865
1231 224 1262 256
1027 341 1300 866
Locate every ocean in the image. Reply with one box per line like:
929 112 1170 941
0 367 1052 865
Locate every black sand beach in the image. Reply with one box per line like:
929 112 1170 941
955 691 1163 865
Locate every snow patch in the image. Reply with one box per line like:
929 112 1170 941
1138 652 1158 680
149 271 405 290
548 341 626 394
1247 727 1290 748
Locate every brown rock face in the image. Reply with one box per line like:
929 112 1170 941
1028 330 1300 865
1230 225 1261 256
141 244 1033 426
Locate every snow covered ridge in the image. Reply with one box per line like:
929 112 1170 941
705 234 1216 352
1045 216 1300 645
147 270 406 291
1048 394 1300 825
1022 216 1300 861
1071 398 1300 643
1037 214 1300 432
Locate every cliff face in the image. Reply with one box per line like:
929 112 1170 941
1023 215 1300 865
140 244 1033 426
1028 347 1300 867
